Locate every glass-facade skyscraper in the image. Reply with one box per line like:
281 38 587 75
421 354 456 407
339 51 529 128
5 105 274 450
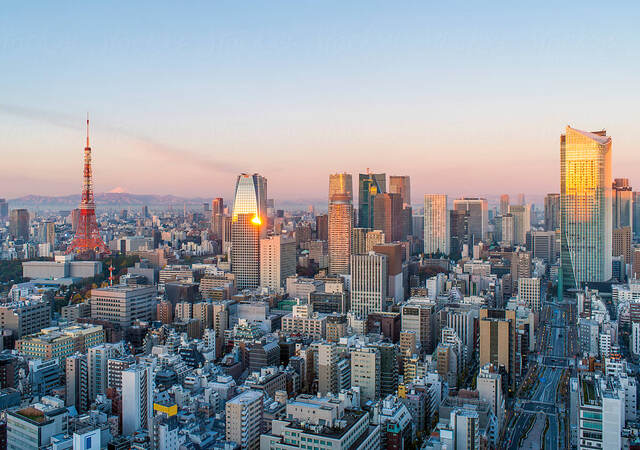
358 172 385 228
560 126 612 290
232 173 267 289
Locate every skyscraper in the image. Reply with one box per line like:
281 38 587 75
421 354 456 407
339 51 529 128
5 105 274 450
328 191 353 276
0 198 8 219
508 204 531 246
499 194 509 215
9 209 29 240
544 193 560 231
259 234 296 290
634 192 640 239
389 176 411 206
424 194 449 255
612 178 633 230
453 198 488 244
122 364 154 436
479 308 516 389
210 197 224 239
373 192 402 242
449 209 469 257
358 172 385 228
351 252 387 318
232 174 267 290
329 173 353 199
560 126 612 289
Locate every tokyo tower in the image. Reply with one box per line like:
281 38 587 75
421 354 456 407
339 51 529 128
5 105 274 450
66 117 110 258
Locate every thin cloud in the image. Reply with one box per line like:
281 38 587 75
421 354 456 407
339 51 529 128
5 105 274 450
0 103 242 174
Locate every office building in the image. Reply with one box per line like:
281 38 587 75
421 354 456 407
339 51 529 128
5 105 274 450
316 214 328 241
634 191 640 239
351 346 381 405
508 204 531 246
424 194 449 255
9 209 29 240
210 197 224 239
7 404 68 450
477 364 504 429
450 209 469 256
544 193 560 231
66 354 88 412
90 285 155 327
328 193 353 275
499 214 514 247
88 343 122 401
232 173 267 289
260 234 296 290
358 172 385 228
499 194 509 215
0 198 8 219
261 394 380 450
350 252 387 318
122 364 154 436
372 243 404 302
612 178 633 230
479 308 516 389
317 342 339 395
527 230 556 263
0 297 50 338
16 324 104 361
389 175 411 206
518 277 541 312
612 226 633 265
373 192 403 242
561 126 612 289
401 299 435 354
329 172 353 199
453 198 488 243
226 390 263 450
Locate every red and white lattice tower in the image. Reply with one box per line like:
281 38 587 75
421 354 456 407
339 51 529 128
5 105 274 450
66 117 110 258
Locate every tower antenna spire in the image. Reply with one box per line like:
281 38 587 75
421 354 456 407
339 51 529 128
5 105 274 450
86 113 90 148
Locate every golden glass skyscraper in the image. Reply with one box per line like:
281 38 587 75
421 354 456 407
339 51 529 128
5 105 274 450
560 126 612 289
232 173 267 290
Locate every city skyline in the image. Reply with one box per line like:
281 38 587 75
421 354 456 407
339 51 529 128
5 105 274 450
2 3 640 199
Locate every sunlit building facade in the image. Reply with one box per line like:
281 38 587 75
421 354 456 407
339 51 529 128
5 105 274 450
560 126 612 289
232 173 267 290
424 194 449 255
328 193 353 275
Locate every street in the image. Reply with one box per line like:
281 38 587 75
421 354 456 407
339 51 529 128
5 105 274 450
503 297 574 449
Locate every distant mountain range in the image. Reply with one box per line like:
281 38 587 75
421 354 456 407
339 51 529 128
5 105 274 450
8 192 327 211
9 193 213 210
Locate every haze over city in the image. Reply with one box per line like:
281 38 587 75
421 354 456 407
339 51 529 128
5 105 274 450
2 2 640 200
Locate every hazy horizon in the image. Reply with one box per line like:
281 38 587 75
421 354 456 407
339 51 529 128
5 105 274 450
3 2 640 199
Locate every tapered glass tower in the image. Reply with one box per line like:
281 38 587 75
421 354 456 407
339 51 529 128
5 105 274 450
560 126 612 290
232 173 267 290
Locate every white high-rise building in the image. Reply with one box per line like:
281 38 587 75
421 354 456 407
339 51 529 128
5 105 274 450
259 234 296 290
477 364 504 429
350 252 387 318
508 204 531 246
424 194 450 255
500 214 514 247
88 343 123 402
517 277 541 312
122 364 154 436
226 390 263 450
350 346 380 405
